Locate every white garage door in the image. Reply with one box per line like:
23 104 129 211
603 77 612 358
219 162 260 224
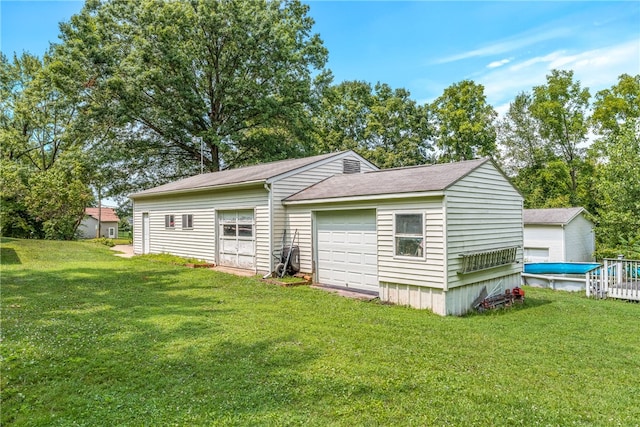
316 209 378 293
218 210 255 269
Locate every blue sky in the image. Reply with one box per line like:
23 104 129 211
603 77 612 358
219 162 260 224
2 1 639 115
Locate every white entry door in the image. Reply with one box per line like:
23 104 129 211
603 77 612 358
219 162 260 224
142 213 150 254
218 210 255 269
316 209 378 293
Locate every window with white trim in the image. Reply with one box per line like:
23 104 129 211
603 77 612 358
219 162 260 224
165 214 175 228
182 214 193 229
394 213 424 257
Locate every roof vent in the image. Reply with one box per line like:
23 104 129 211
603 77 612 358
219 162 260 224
343 159 361 174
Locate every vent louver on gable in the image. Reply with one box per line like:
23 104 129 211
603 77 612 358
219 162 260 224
343 159 361 174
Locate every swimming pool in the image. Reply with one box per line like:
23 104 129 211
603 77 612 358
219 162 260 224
522 262 602 292
524 262 601 275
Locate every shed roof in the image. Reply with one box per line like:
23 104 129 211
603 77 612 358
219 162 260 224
285 158 490 202
130 151 350 198
85 207 119 222
524 207 587 225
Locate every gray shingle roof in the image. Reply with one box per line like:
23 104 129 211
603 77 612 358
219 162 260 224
524 207 586 225
130 151 346 198
285 158 490 202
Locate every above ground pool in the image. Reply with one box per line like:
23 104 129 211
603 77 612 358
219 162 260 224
524 262 601 275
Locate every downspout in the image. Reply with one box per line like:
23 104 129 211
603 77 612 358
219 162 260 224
561 224 565 262
264 183 272 273
442 195 449 292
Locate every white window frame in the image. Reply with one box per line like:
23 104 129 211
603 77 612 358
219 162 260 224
393 212 425 259
108 227 116 238
164 214 175 229
182 214 193 229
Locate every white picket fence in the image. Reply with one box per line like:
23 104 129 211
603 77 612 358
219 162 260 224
586 257 640 301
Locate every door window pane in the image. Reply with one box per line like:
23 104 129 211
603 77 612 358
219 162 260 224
223 224 236 237
238 224 253 237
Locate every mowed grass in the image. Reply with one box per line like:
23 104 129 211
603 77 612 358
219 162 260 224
1 238 639 426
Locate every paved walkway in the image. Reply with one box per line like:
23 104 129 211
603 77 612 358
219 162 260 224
310 285 379 301
110 245 135 258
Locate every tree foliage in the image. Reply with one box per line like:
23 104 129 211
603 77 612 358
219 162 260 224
429 80 497 162
589 75 640 256
55 0 328 193
312 81 432 168
0 52 92 239
497 70 595 209
530 70 590 200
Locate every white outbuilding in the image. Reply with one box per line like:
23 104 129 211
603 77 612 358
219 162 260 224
130 151 524 315
523 207 595 262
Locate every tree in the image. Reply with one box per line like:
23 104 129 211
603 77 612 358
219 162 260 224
592 74 640 138
0 52 92 239
529 70 590 203
590 74 640 256
429 80 497 162
496 92 548 176
56 0 329 193
312 81 432 168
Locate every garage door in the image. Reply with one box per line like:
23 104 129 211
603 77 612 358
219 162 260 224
316 209 378 293
218 210 255 269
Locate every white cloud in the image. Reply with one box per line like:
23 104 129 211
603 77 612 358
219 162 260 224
487 58 511 69
479 38 640 113
433 27 572 64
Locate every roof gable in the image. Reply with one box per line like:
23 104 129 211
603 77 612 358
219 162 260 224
85 207 119 222
285 158 491 202
524 207 587 225
129 151 361 198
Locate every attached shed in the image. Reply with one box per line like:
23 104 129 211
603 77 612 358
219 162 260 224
524 207 595 262
284 158 523 315
78 207 120 239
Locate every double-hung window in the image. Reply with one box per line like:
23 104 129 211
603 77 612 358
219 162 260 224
182 214 193 229
165 214 175 228
394 213 424 258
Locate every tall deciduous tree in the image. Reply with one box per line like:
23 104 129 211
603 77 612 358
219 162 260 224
1 52 92 239
592 74 640 138
429 80 497 162
56 0 329 192
529 69 590 203
312 81 432 168
590 74 640 256
498 70 595 210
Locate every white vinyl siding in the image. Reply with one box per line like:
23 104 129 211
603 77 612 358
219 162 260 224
523 225 563 262
563 215 595 262
377 199 445 288
524 215 595 263
271 153 377 272
445 162 523 288
132 186 267 265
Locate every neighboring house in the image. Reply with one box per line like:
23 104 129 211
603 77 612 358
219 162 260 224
130 151 523 315
523 207 595 262
78 207 120 239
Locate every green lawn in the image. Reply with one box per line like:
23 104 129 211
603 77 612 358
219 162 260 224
2 238 639 426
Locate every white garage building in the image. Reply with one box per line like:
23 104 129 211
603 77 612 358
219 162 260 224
130 151 523 315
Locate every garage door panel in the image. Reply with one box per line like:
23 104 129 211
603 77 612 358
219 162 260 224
316 210 378 293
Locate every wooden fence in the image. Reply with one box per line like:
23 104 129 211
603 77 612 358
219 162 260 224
586 257 640 301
